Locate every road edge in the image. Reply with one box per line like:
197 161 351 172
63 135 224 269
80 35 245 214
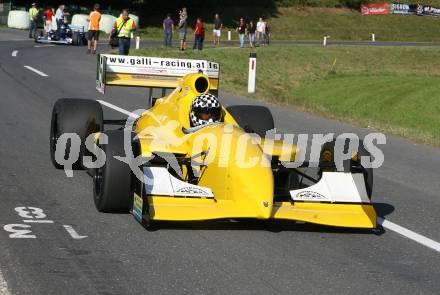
0 267 10 295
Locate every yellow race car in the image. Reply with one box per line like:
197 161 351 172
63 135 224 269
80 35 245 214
49 54 376 229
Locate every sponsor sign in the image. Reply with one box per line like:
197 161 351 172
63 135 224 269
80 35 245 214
293 191 328 202
133 194 143 222
96 54 220 94
391 3 440 17
391 3 418 14
361 3 389 15
420 5 440 17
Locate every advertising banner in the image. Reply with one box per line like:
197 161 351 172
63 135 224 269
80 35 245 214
390 3 418 14
361 3 389 15
96 54 220 94
419 5 440 17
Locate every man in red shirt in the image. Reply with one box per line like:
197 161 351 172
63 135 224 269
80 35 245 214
43 6 54 36
192 18 204 51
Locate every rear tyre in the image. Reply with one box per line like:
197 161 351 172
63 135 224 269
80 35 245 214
93 130 132 213
226 105 274 137
72 32 80 46
319 139 373 199
50 98 103 169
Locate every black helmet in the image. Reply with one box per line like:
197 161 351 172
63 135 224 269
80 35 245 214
190 93 222 127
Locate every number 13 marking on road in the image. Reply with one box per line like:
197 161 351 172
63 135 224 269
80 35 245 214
3 206 87 240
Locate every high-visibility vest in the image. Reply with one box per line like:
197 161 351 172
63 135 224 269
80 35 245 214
29 8 38 20
115 17 134 38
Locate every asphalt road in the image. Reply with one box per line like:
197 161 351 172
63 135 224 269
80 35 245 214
0 28 440 295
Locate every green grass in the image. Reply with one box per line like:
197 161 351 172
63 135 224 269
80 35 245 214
134 45 440 145
269 7 440 42
136 7 440 43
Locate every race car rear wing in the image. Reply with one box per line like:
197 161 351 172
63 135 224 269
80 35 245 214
96 54 220 94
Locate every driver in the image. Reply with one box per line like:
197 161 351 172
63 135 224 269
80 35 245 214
189 93 222 127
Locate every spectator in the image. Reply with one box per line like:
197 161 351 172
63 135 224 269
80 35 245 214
265 19 271 45
235 18 247 48
111 8 136 55
178 9 188 51
55 5 69 34
43 6 54 37
213 13 222 47
256 17 265 47
247 20 256 48
163 14 174 47
87 4 101 54
193 18 205 51
28 3 38 39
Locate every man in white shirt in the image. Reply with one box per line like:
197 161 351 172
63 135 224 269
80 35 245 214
256 17 265 47
55 4 69 33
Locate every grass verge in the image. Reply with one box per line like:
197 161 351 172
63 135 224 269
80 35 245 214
134 45 440 146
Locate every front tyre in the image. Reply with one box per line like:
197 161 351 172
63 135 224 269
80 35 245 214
50 98 103 169
93 130 132 213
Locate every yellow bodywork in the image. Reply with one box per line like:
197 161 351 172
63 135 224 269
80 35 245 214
126 73 376 229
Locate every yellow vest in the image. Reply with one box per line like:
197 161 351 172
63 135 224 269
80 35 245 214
115 17 134 38
29 8 38 20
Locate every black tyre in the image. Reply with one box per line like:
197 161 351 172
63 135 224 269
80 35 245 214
93 130 132 213
72 32 80 46
319 139 373 199
226 105 275 137
50 98 103 169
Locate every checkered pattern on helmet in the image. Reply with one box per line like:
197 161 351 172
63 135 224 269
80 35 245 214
190 93 221 127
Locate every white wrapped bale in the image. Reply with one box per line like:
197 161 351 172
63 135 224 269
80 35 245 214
129 14 139 27
100 14 116 34
71 14 89 32
7 10 30 29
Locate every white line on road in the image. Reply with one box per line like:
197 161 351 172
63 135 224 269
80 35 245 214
11 50 18 57
23 220 54 223
63 225 88 239
97 100 140 118
97 101 440 254
0 268 10 295
378 218 440 253
24 65 48 77
34 45 55 48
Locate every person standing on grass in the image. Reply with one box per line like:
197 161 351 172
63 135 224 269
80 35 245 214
256 17 265 47
193 18 205 51
247 20 256 47
29 3 39 39
163 14 174 47
43 6 54 37
236 18 247 48
111 9 136 56
265 19 271 45
87 4 101 54
178 9 188 51
213 13 223 47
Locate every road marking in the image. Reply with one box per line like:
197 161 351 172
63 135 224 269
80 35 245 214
97 100 140 118
3 224 36 239
23 220 54 223
11 50 18 57
23 65 48 77
378 217 440 253
0 267 10 295
63 225 87 239
34 44 55 48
